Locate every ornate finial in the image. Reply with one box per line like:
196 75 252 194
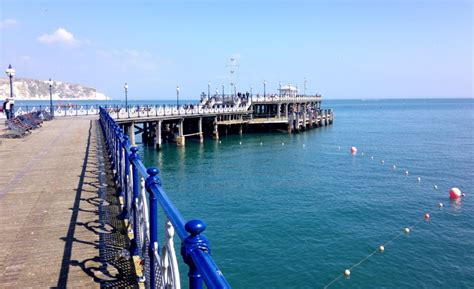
130 146 139 154
122 135 130 148
181 219 210 264
185 219 206 237
147 167 160 176
145 167 161 189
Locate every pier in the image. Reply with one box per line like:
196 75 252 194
111 95 333 148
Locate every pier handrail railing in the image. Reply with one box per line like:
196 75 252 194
6 94 322 120
99 107 231 289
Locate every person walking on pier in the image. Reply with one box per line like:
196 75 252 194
3 98 12 119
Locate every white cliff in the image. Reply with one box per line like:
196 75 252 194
0 77 110 100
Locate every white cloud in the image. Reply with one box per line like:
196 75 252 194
37 28 79 46
0 19 18 29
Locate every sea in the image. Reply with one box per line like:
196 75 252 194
17 98 474 288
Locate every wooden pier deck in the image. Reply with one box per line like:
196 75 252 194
0 117 136 288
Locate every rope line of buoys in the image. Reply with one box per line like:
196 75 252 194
322 146 466 289
323 204 443 289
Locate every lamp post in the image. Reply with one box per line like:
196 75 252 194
234 84 237 97
250 85 253 98
176 85 180 107
263 80 266 97
208 81 211 100
5 64 15 99
47 78 54 118
124 83 128 112
279 81 282 98
221 83 224 102
304 78 307 96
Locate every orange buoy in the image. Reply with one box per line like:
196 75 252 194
351 146 357 155
449 187 462 199
424 213 430 220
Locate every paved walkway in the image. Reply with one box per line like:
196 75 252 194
0 117 136 288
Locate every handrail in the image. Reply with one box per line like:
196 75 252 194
142 170 187 240
99 106 231 289
6 94 322 120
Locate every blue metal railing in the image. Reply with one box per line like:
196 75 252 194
99 107 231 289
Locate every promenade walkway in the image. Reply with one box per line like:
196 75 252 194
0 117 136 288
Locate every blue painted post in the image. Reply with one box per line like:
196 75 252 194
115 126 122 187
130 146 140 256
145 167 161 289
118 130 124 193
107 119 112 157
119 135 130 220
113 125 119 178
116 126 121 177
181 219 209 289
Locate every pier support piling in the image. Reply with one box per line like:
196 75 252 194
198 117 204 143
155 120 162 150
177 119 185 146
129 122 136 146
213 117 219 140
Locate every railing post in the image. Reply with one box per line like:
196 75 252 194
110 123 116 170
181 219 209 289
118 135 130 221
112 123 119 177
130 146 140 256
145 167 161 289
114 125 122 187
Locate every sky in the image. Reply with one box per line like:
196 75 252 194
0 0 472 100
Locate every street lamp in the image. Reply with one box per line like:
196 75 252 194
208 81 211 99
124 83 128 112
5 64 15 99
221 83 225 101
304 78 307 96
263 80 266 97
47 78 54 118
250 85 253 98
234 84 237 97
176 85 180 107
279 81 282 98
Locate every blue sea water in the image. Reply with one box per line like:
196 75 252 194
136 98 474 288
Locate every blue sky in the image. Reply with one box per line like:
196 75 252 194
1 0 472 100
